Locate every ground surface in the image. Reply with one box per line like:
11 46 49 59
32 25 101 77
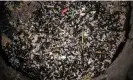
1 1 129 80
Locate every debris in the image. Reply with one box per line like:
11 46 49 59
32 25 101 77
61 8 68 15
70 11 75 18
82 73 91 80
47 5 54 8
96 50 103 54
3 2 128 80
80 12 86 16
82 31 84 44
59 55 66 60
2 33 12 47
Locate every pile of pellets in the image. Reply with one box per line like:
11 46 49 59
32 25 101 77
2 1 128 80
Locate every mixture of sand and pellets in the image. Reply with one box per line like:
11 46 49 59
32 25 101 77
2 1 129 80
